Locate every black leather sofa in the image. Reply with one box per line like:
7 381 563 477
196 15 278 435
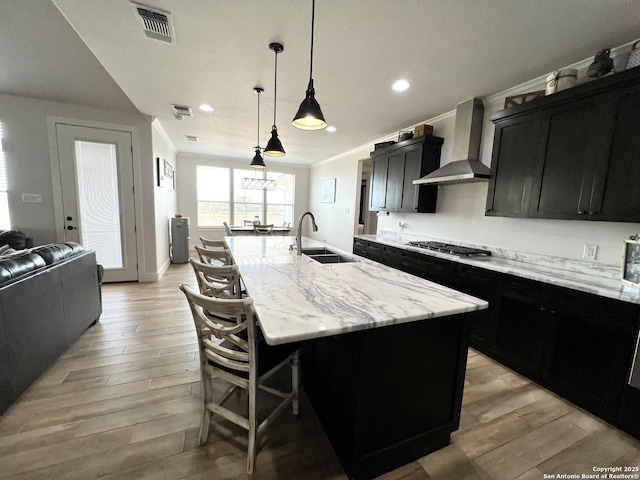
0 241 103 414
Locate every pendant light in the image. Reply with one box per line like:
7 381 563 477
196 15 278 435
264 42 286 156
292 0 327 130
250 87 266 169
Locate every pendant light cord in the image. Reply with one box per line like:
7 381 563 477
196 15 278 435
256 89 261 148
273 50 278 126
309 0 315 81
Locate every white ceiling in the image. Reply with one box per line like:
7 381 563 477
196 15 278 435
3 0 640 166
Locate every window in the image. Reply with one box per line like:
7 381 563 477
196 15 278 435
0 129 10 230
196 165 295 227
266 172 294 226
233 169 263 224
197 166 230 226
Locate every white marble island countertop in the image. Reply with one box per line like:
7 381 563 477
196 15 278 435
225 236 488 345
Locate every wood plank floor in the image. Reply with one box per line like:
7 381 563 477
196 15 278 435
1 262 638 479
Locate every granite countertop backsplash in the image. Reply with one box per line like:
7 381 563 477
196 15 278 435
355 232 640 306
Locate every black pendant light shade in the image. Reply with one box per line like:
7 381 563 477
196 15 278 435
250 148 266 169
265 126 285 157
292 78 326 130
250 87 266 169
264 43 286 156
292 0 327 130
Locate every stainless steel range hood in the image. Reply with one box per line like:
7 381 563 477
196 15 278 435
413 98 490 185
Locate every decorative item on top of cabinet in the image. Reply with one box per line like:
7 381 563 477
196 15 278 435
504 90 545 108
413 124 433 137
627 40 640 70
368 135 443 213
486 65 640 223
587 48 615 78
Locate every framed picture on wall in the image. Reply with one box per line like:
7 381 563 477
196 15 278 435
163 159 173 178
321 178 336 203
622 238 640 286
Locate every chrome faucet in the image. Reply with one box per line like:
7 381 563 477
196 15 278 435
296 211 318 255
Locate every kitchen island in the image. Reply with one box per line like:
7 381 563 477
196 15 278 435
225 235 488 479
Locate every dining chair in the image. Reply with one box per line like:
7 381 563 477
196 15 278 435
243 219 255 226
253 224 274 235
195 245 233 266
223 221 233 236
200 236 226 249
179 283 299 474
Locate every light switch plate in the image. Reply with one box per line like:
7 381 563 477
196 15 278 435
21 193 42 203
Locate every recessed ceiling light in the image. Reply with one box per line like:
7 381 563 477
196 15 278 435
326 126 336 133
199 104 214 112
392 79 410 92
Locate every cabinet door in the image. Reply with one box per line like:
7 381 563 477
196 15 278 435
399 145 422 212
369 155 389 211
385 151 404 211
380 245 403 270
529 95 611 219
547 292 638 421
456 265 500 351
494 278 551 379
486 113 540 217
593 87 640 222
401 251 457 288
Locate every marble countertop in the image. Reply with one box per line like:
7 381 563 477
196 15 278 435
225 236 488 345
355 234 640 305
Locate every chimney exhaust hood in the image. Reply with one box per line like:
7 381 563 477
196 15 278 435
413 98 490 185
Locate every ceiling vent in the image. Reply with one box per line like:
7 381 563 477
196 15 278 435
186 135 199 142
172 104 193 119
133 3 175 43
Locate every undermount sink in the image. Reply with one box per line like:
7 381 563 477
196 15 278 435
301 248 356 264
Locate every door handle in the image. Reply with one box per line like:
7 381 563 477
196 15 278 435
66 226 77 230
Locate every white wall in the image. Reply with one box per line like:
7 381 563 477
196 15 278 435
309 41 640 267
176 153 309 248
308 157 362 252
0 93 164 281
152 120 178 277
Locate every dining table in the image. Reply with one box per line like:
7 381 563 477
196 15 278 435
229 225 291 236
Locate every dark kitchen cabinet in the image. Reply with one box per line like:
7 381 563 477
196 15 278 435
593 84 640 221
456 265 500 350
380 244 403 270
369 136 443 213
492 278 552 379
487 65 640 222
401 249 457 288
485 112 541 217
546 289 638 421
352 238 381 262
352 237 640 438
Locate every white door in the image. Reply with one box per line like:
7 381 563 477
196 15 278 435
55 124 138 282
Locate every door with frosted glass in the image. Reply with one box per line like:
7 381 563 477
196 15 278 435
55 124 137 282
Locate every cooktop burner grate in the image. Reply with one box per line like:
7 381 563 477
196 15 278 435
406 241 491 257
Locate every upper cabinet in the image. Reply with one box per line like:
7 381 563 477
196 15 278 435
369 135 443 213
486 66 640 222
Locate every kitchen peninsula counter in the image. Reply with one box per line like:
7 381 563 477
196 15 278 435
225 235 487 480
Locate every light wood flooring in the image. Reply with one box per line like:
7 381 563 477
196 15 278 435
1 262 639 479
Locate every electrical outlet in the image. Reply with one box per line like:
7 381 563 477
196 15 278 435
583 244 598 260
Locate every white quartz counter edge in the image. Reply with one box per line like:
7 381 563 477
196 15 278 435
225 236 488 345
354 235 640 305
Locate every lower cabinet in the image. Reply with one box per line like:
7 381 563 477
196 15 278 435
353 238 640 438
546 290 638 422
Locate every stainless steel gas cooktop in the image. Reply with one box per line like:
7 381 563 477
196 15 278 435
406 241 491 257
